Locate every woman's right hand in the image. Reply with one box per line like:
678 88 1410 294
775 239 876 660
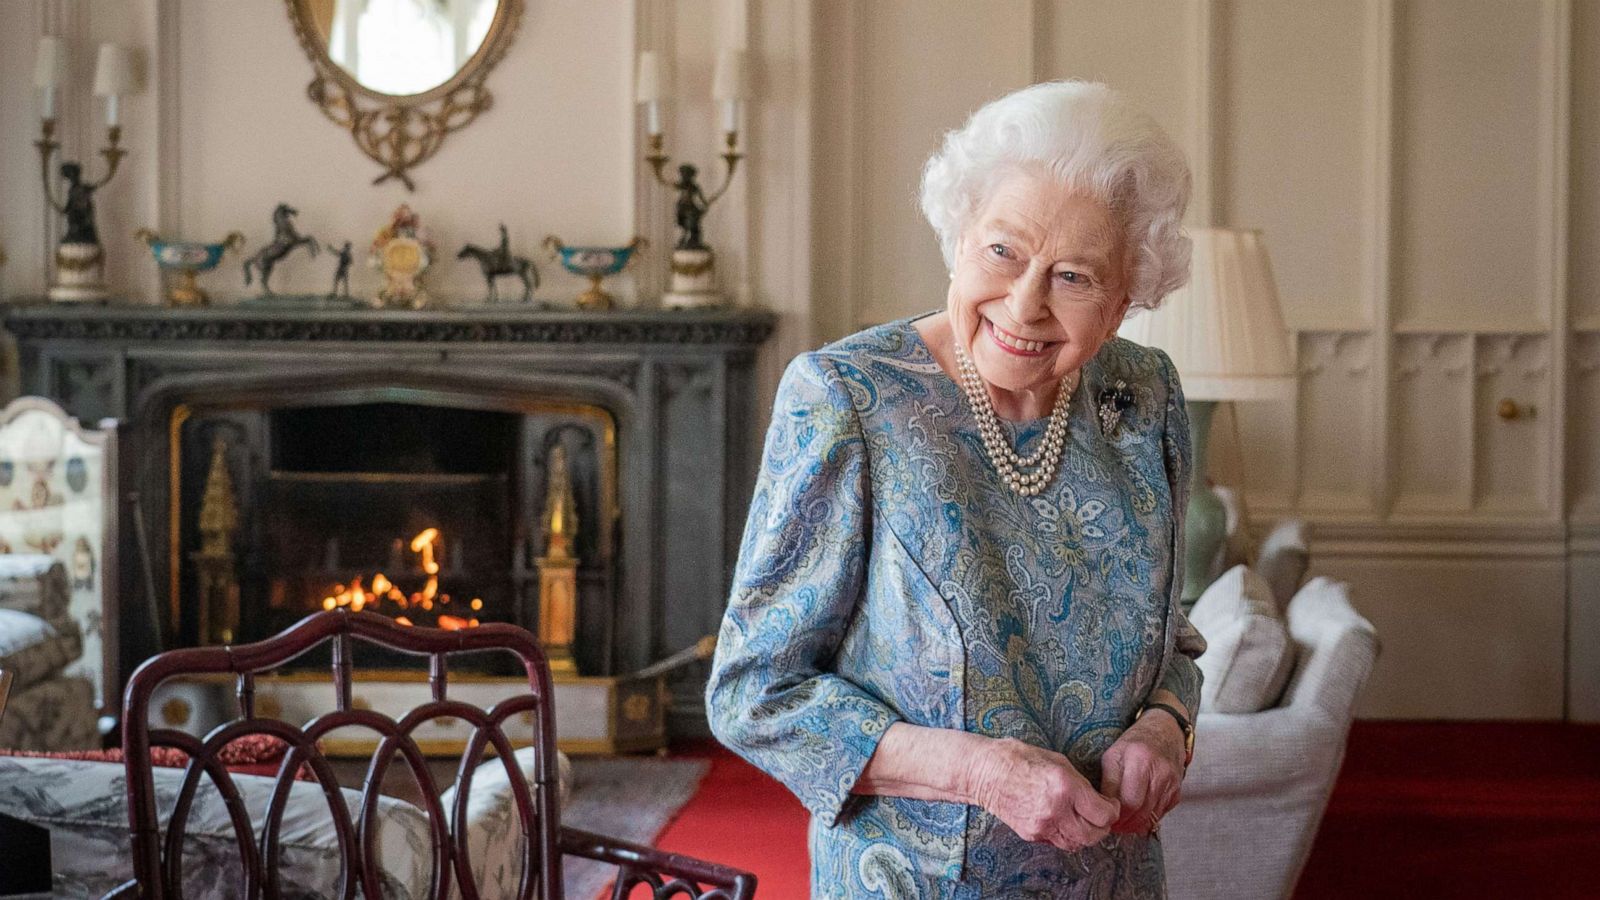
967 737 1121 852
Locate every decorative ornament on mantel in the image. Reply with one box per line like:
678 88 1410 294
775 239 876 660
459 224 540 303
635 49 749 309
543 236 645 310
369 204 435 309
243 203 321 296
34 38 141 303
134 229 246 306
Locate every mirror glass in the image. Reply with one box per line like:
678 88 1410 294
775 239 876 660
303 0 503 96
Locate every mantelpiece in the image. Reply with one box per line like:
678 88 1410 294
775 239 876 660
1 301 776 736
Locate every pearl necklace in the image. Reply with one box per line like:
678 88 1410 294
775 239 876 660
953 344 1077 497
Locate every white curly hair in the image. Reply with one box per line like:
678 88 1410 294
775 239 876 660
920 80 1192 310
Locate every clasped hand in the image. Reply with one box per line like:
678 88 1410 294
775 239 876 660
970 714 1186 850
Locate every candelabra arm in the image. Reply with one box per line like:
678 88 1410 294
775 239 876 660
35 120 67 215
645 133 677 187
704 151 744 206
89 126 128 190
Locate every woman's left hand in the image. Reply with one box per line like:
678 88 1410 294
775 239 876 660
1100 710 1187 834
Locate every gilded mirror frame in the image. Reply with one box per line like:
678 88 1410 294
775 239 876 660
284 0 523 190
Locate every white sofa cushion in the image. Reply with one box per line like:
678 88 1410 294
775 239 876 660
1189 564 1294 714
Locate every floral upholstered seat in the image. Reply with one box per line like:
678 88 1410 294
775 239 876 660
0 397 125 750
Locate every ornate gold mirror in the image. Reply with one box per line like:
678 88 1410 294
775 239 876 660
285 0 522 189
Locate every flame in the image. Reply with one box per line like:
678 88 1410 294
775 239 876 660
318 528 479 629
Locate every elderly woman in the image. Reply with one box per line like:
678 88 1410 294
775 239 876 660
707 81 1206 898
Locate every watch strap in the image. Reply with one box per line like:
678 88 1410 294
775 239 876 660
1140 701 1195 767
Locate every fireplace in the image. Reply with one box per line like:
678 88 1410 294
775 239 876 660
175 390 618 677
1 305 774 736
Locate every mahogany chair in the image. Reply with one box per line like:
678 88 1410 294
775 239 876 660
109 610 757 899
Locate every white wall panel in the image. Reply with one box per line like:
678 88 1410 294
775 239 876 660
1572 333 1600 518
1569 537 1600 720
1392 0 1545 331
853 1 1033 326
1571 0 1600 329
1036 0 1196 183
1316 554 1567 719
1391 334 1473 514
1296 332 1374 513
1218 0 1368 330
1473 334 1553 514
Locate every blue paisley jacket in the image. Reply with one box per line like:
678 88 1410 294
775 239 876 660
707 318 1205 897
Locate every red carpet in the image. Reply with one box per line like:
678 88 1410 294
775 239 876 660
655 722 1600 899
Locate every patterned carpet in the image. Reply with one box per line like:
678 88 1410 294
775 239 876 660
562 756 712 900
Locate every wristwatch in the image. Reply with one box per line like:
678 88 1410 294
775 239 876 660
1137 702 1195 768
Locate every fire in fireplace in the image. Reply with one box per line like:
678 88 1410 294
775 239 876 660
317 527 483 631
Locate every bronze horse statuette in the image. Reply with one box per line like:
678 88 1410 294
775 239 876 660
243 203 319 295
459 224 539 302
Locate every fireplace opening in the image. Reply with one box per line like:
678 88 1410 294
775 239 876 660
245 403 520 671
175 395 619 676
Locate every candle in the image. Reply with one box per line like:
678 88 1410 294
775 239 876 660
712 50 747 135
636 51 664 137
34 36 66 120
93 43 135 126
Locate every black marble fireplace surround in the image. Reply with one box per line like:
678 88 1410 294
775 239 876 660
1 304 775 731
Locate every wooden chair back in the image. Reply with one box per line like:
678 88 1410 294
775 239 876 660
117 610 561 900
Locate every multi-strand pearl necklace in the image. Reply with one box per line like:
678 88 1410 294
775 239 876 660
953 344 1077 497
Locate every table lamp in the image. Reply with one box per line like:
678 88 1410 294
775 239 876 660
1119 227 1295 607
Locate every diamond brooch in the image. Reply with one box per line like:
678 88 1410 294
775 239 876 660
1096 380 1135 436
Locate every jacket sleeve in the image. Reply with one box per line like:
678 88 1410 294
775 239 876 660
706 352 901 825
1152 348 1206 715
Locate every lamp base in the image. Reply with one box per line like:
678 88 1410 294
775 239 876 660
1181 399 1225 610
661 247 723 309
49 241 109 303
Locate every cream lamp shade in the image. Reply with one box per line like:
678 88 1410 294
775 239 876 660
92 43 136 97
34 36 67 89
1119 227 1295 401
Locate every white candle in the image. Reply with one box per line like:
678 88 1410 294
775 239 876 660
41 88 57 120
645 101 662 138
106 94 121 127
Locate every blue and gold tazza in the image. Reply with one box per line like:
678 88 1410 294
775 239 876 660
543 235 645 310
135 229 246 306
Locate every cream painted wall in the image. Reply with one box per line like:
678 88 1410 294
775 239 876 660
5 1 1596 721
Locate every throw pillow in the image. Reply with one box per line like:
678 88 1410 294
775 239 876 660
1188 564 1294 714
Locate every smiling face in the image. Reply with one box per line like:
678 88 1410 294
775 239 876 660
947 167 1133 405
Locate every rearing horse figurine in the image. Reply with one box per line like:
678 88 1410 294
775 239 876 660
243 203 319 294
458 223 539 302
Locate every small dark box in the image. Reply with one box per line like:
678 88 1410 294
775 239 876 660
0 811 51 896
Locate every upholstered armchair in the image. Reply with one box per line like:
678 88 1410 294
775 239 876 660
0 397 129 749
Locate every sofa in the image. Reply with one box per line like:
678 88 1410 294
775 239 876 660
1162 573 1380 900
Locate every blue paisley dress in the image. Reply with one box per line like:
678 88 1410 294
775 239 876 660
707 316 1206 899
